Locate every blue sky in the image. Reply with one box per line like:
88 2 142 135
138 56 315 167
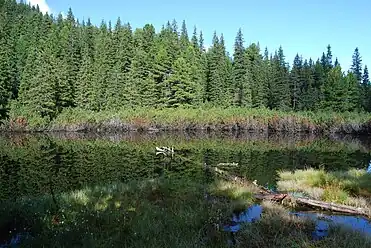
30 0 370 71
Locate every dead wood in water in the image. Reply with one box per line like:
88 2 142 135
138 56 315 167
254 193 370 217
209 165 370 217
294 197 370 217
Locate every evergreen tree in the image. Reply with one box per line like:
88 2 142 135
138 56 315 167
199 31 205 53
290 54 304 110
321 65 346 111
269 47 290 110
57 8 81 109
165 55 200 107
313 59 326 109
344 72 361 111
351 47 362 82
232 29 248 107
91 21 111 110
191 26 199 50
180 20 189 50
76 46 94 110
300 59 317 110
326 45 333 69
19 31 58 119
205 33 232 106
334 57 340 67
361 66 370 111
2 0 371 117
246 43 265 108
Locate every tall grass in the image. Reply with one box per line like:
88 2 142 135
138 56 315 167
3 106 371 133
278 168 371 208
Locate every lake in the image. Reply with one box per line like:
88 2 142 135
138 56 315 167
0 132 370 247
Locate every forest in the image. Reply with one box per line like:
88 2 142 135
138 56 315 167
0 0 370 126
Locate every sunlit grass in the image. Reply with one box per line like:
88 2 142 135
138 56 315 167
278 168 371 208
0 176 370 247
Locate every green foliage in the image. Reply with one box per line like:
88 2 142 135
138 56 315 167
321 66 347 111
269 47 291 110
351 47 362 82
0 0 369 125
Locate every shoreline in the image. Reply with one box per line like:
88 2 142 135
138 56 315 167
2 108 371 134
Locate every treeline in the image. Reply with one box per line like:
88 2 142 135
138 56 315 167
0 0 370 123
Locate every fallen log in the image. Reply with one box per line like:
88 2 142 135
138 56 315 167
294 197 370 217
254 193 370 217
208 165 370 218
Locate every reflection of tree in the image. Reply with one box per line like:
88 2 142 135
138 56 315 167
0 134 370 199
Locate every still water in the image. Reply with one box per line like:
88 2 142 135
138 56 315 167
0 132 370 246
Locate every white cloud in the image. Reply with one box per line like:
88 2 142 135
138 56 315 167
26 0 51 14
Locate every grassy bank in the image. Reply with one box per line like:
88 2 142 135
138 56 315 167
278 168 371 211
1 176 370 247
2 107 371 134
235 201 370 248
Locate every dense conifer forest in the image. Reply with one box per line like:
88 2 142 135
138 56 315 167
0 1 370 127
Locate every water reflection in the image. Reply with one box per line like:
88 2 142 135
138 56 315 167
1 133 370 200
0 132 371 246
223 205 371 241
223 205 263 233
292 212 371 239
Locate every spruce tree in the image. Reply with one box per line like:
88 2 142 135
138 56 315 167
269 47 290 110
321 65 345 111
165 55 200 107
76 46 94 110
326 45 333 69
191 26 199 50
334 57 340 67
246 43 265 108
180 20 189 50
57 8 81 109
300 59 317 110
205 33 232 106
344 72 361 112
290 54 304 110
362 66 370 111
351 47 362 82
232 29 248 107
313 60 326 110
91 21 111 110
361 66 370 111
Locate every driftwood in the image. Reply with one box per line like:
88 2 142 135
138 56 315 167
294 197 370 217
208 165 370 218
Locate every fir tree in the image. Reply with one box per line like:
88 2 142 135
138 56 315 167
180 20 189 50
191 26 199 50
290 54 304 110
321 65 346 111
351 47 362 82
269 47 290 110
361 66 370 111
326 45 333 69
246 43 265 108
232 29 248 106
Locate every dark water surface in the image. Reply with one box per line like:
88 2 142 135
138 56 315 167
0 132 370 246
